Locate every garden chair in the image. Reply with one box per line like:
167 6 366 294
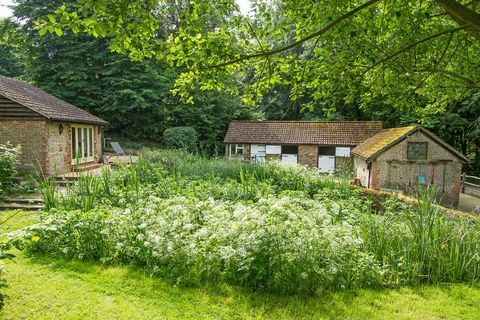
103 141 127 164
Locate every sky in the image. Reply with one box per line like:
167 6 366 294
0 0 252 18
0 0 13 18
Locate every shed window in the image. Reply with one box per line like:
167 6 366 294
407 142 428 160
281 145 298 154
318 146 335 155
230 144 243 156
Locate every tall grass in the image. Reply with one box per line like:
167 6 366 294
362 188 480 286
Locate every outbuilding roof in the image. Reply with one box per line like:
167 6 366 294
0 75 108 126
352 126 469 163
223 120 383 145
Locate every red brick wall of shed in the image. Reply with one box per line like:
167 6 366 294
298 145 317 168
0 119 47 174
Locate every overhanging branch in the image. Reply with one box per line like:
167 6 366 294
361 26 465 75
202 0 381 70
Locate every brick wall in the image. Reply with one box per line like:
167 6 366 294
0 119 47 174
298 145 317 168
0 120 104 177
375 131 463 207
45 122 70 175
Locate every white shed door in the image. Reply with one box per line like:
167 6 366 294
318 156 335 173
281 154 298 164
251 144 266 163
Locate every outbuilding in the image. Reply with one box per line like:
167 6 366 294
223 120 383 172
351 126 469 207
0 75 108 176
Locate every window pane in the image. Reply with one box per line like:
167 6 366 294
89 128 93 157
230 144 235 155
318 146 335 155
236 144 243 155
77 128 82 159
407 142 428 160
71 128 76 159
83 128 88 158
282 145 298 154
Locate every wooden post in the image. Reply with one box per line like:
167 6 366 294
462 172 466 193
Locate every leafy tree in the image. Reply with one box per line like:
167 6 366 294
163 126 198 153
0 19 24 77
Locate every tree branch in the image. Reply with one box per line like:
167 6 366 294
417 68 479 87
202 0 381 70
434 0 480 40
361 26 465 75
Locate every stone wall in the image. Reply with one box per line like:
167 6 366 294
93 125 103 163
373 131 463 207
298 145 317 167
0 119 47 174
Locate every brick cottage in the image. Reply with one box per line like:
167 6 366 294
0 75 108 176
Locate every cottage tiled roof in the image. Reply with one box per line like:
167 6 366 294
0 75 108 125
223 121 383 145
352 126 469 162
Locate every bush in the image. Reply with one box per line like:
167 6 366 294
0 143 21 199
163 127 198 153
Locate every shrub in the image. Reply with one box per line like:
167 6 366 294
163 127 198 153
0 143 21 199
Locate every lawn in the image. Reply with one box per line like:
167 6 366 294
1 213 480 320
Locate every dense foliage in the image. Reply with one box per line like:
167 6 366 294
0 144 21 200
7 150 480 293
163 126 198 153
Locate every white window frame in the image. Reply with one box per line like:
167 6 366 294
71 125 95 164
229 144 244 158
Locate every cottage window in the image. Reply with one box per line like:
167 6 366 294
230 144 244 156
71 126 94 164
407 142 428 160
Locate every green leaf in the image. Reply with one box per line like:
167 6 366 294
47 14 56 24
54 27 63 36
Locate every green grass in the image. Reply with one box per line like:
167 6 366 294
1 211 480 319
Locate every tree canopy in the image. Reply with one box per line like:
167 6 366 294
35 1 480 117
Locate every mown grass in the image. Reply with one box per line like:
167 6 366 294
1 211 480 319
